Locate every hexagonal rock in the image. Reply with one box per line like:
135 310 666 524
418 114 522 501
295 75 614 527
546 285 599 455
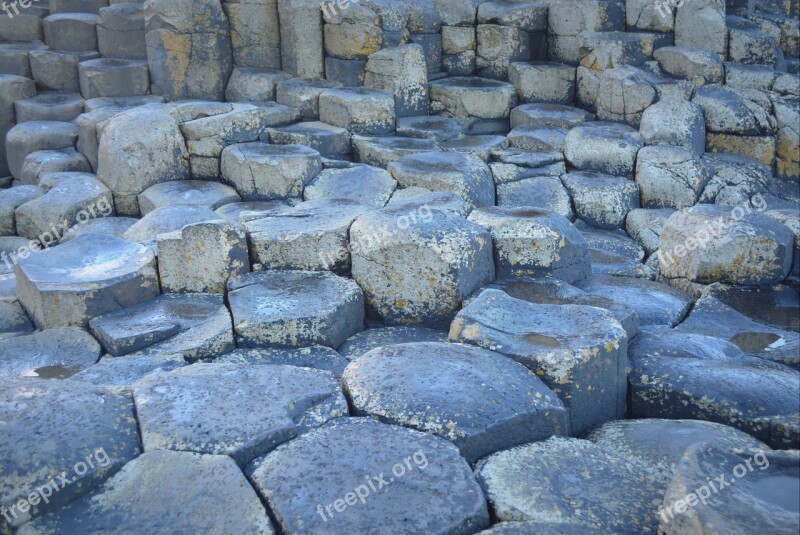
467 207 591 282
0 185 42 236
563 122 644 177
304 165 396 208
14 175 114 242
350 207 494 329
276 78 343 120
343 342 569 462
5 121 79 181
244 199 373 273
661 446 798 534
639 97 706 155
629 351 799 449
575 274 692 326
122 205 220 250
73 353 187 388
653 47 724 85
469 277 639 338
319 88 395 135
625 208 676 255
0 380 139 531
0 326 100 380
337 326 449 361
579 224 650 277
699 153 772 205
15 234 159 330
658 204 794 286
675 294 799 368
387 152 495 207
268 121 351 160
224 68 292 103
630 326 750 363
133 363 346 466
247 417 490 534
138 180 240 216
386 189 472 217
14 92 84 123
88 294 235 361
221 142 323 201
395 115 466 141
508 62 576 104
214 346 350 377
562 171 640 230
450 289 628 435
495 176 574 219
352 135 441 167
692 85 773 136
441 134 509 161
157 220 249 294
19 147 92 186
96 104 190 216
16 450 274 535
227 270 365 348
429 76 517 121
475 437 662 532
635 146 713 209
364 44 429 117
509 103 594 129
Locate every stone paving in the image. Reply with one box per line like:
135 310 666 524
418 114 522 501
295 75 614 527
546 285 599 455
0 0 799 533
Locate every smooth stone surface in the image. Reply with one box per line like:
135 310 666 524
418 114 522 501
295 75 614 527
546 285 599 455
338 326 449 360
138 180 241 215
343 342 569 462
213 346 350 377
0 327 101 380
122 205 220 250
72 352 187 387
304 165 397 208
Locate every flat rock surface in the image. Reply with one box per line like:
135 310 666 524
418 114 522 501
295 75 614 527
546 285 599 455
0 327 101 379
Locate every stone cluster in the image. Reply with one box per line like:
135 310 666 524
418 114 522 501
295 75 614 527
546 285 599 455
0 0 798 533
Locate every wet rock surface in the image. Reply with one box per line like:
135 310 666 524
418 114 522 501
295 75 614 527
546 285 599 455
0 1 798 532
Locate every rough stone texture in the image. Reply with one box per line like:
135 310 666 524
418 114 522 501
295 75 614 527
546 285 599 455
639 97 706 155
214 345 349 376
364 44 429 117
635 145 713 209
563 122 644 177
319 87 395 135
562 171 640 230
247 417 490 534
0 327 100 380
450 289 628 435
122 205 220 249
674 0 727 56
338 326 448 360
133 363 346 466
304 165 396 207
221 143 322 201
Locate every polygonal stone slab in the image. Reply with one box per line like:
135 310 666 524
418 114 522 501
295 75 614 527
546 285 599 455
214 346 350 377
351 206 494 328
343 342 569 462
387 151 495 207
0 327 101 380
450 289 628 435
475 437 662 532
563 122 644 177
0 380 139 531
16 450 274 535
625 208 676 256
137 180 241 215
122 205 220 250
227 270 365 348
509 103 594 129
630 325 749 362
318 87 396 135
352 135 441 167
562 171 640 229
268 121 351 160
88 293 234 361
304 165 397 208
337 326 449 361
15 234 160 330
579 224 650 277
395 115 466 141
244 199 373 273
429 76 516 120
467 207 591 282
72 352 187 388
133 363 347 466
0 299 34 339
247 417 490 534
60 215 137 243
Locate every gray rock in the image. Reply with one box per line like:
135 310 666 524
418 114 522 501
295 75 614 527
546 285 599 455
214 346 350 376
5 121 78 182
133 362 347 466
43 13 99 51
674 0 726 56
653 46 724 84
214 201 289 225
349 341 568 460
19 147 92 186
351 206 494 328
304 165 396 208
72 352 187 387
29 50 100 93
630 325 750 362
692 85 773 136
364 44 429 117
635 145 713 209
0 327 100 380
352 135 441 167
225 68 293 103
475 436 661 532
138 180 240 215
319 87 396 135
77 58 150 99
395 115 466 141
88 293 235 361
475 24 531 80
247 417 490 534
278 0 324 78
0 299 34 339
429 76 516 125
267 121 351 160
14 92 84 123
16 234 160 330
17 450 274 535
704 283 798 333
699 152 772 205
439 134 508 160
495 176 573 219
0 379 139 531
563 122 644 177
338 326 448 360
579 224 652 278
450 289 628 434
0 185 42 236
625 207 676 255
227 270 365 348
122 204 220 250
562 171 640 230
388 152 495 207
97 2 147 60
575 274 692 326
506 124 568 152
467 207 591 282
639 97 706 155
276 78 343 121
508 61 575 104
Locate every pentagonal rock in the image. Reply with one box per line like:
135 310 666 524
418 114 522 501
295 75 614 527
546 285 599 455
227 270 365 348
133 363 347 466
343 342 569 462
429 76 516 121
467 207 591 282
247 417 490 534
88 293 235 361
351 206 494 328
450 289 628 434
0 326 100 380
15 234 159 329
0 379 139 531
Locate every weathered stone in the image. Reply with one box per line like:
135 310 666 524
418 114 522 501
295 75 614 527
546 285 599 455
450 289 628 434
579 223 651 277
562 171 640 229
439 134 508 160
674 0 727 56
508 61 575 104
476 24 531 80
429 77 516 127
14 92 84 123
60 216 138 243
73 352 187 388
0 326 100 380
97 2 147 60
319 87 395 135
364 44 429 116
304 164 396 207
19 147 91 186
275 78 343 120
625 207 676 255
0 185 42 236
214 345 349 376
337 325 448 360
395 115 466 141
5 121 78 182
122 204 220 250
29 50 100 93
352 134 441 167
635 145 713 209
43 13 99 52
563 122 644 177
225 67 293 102
78 58 150 99
653 46 724 85
223 0 281 70
639 97 706 154
138 180 240 215
247 417 490 534
343 342 569 462
268 121 351 160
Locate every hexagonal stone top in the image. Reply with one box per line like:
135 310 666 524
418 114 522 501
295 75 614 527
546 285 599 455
247 417 490 534
0 327 101 380
227 270 365 348
343 342 569 461
0 380 139 530
17 450 274 535
133 363 347 467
